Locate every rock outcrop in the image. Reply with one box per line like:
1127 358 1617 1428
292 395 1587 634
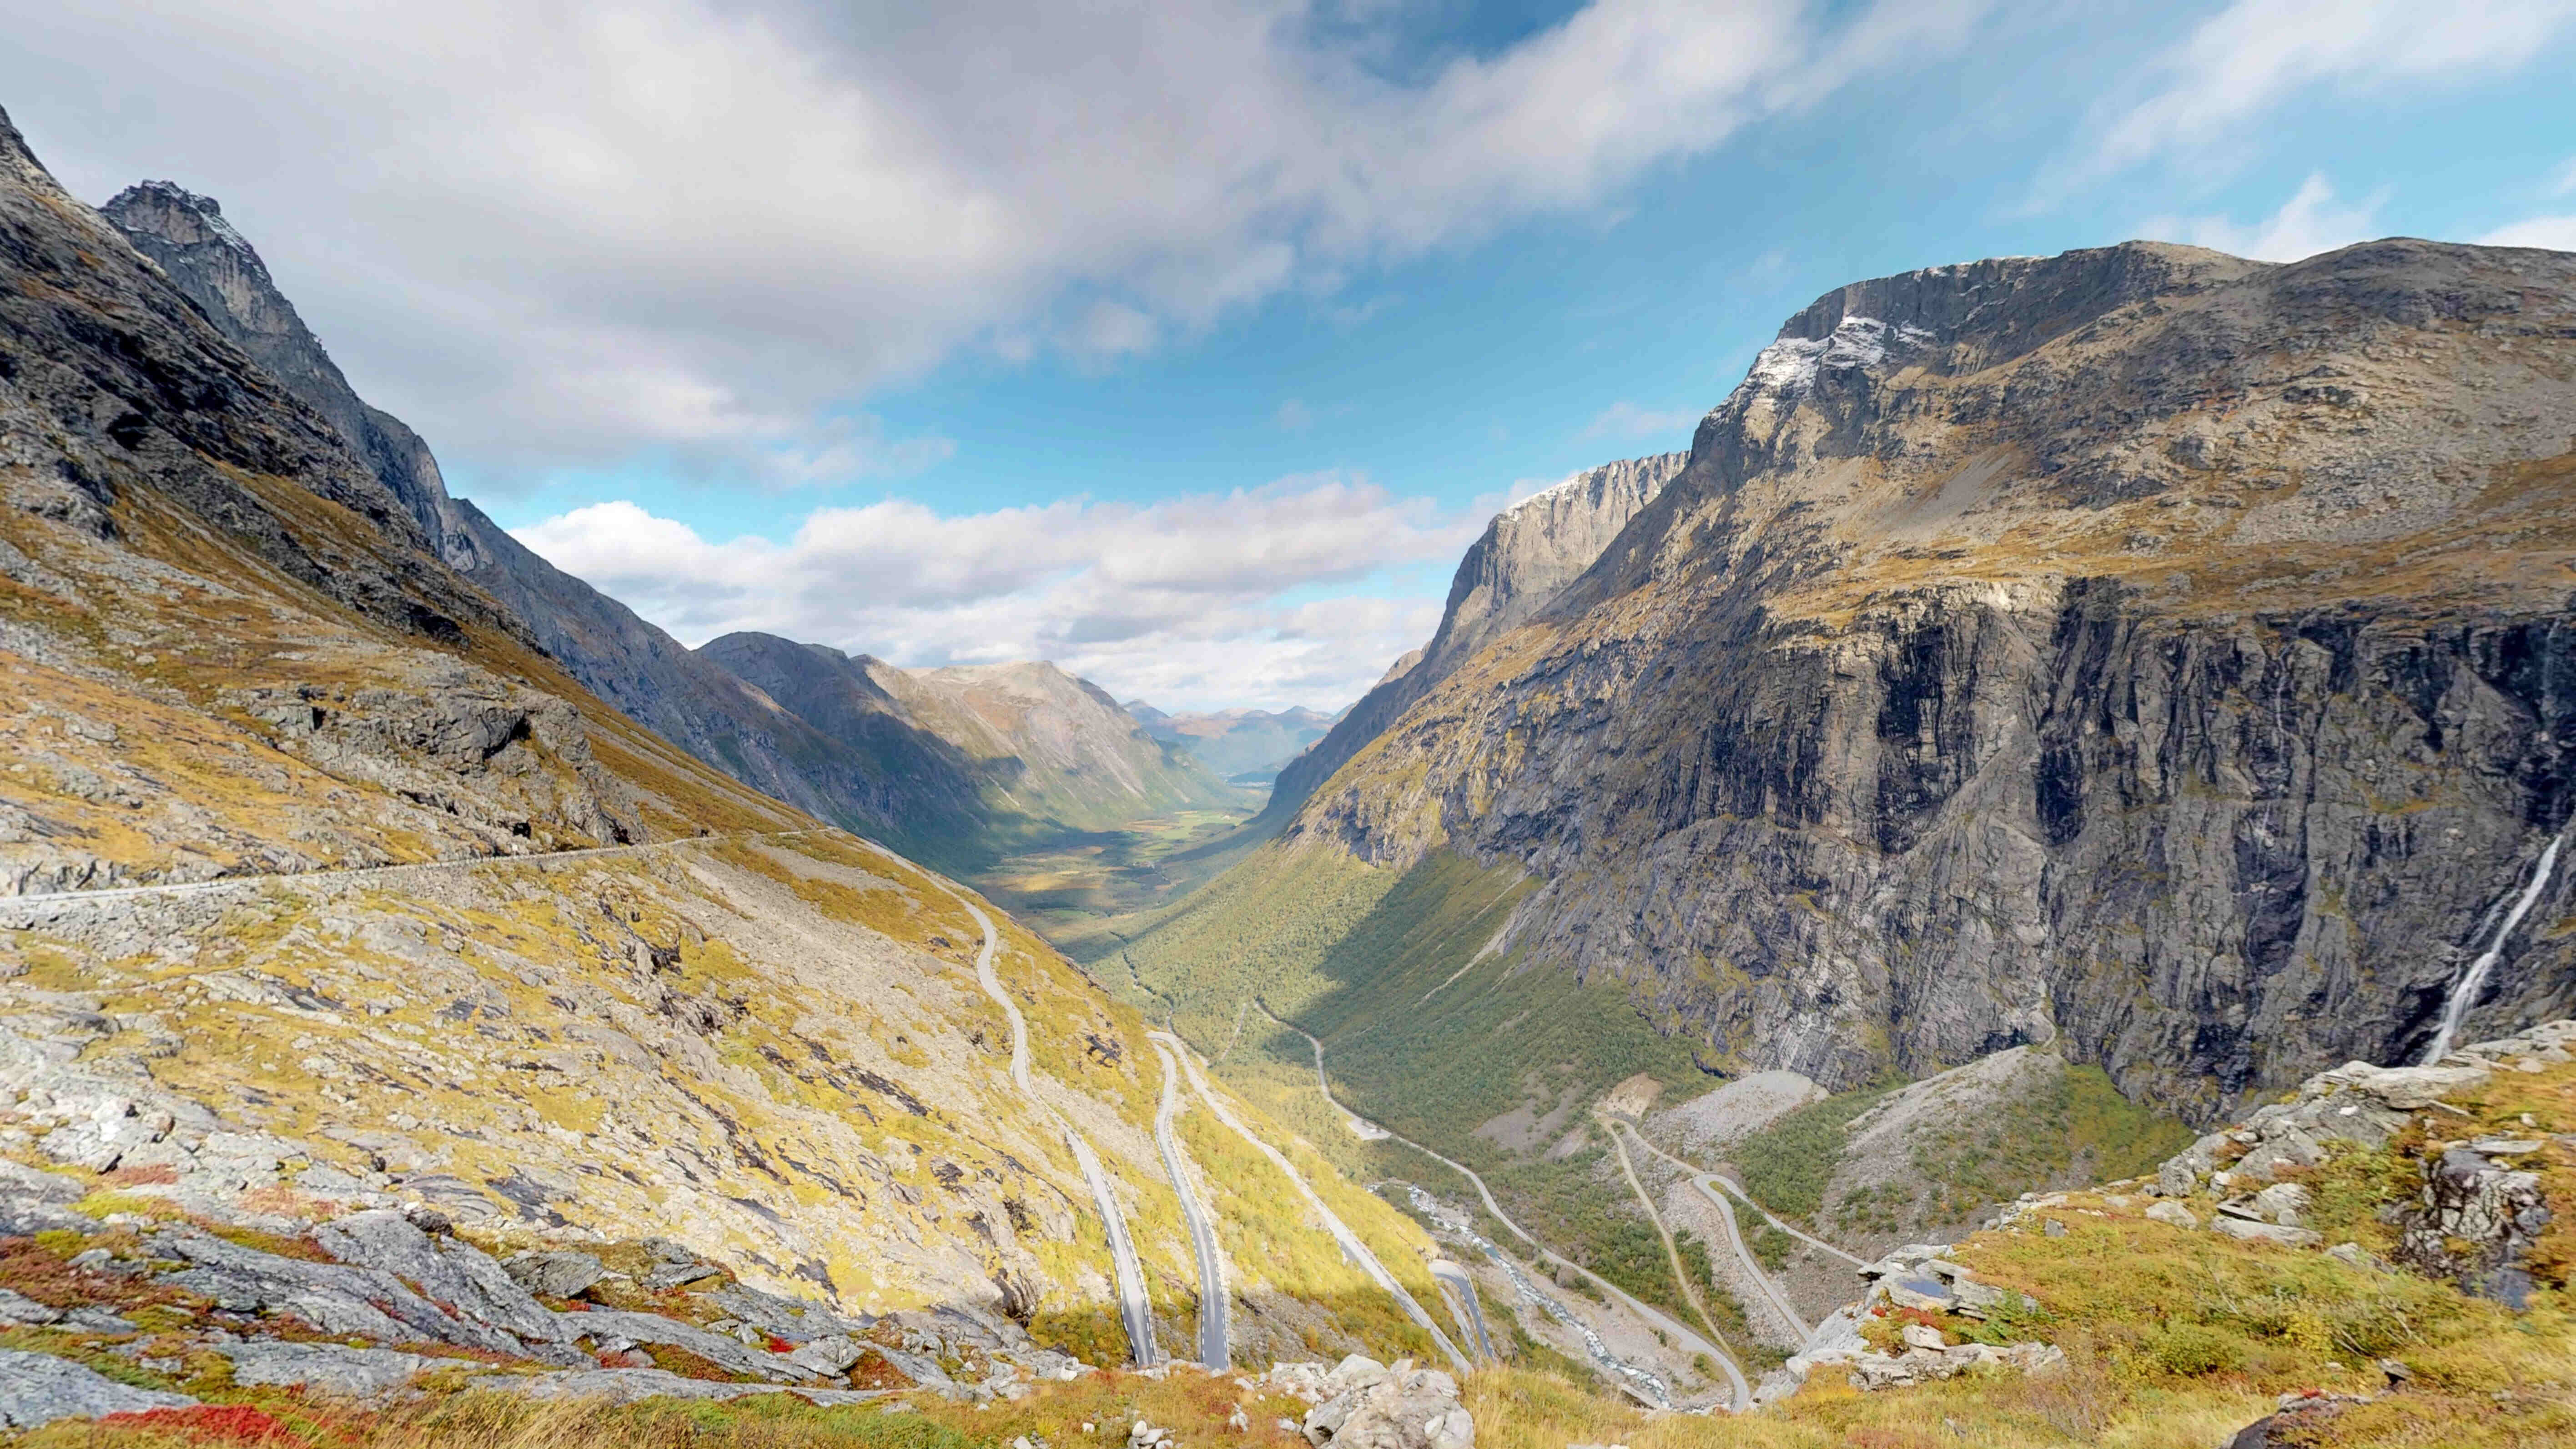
1274 240 2576 1118
1258 1356 1474 1449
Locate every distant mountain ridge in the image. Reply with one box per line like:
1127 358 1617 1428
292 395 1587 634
98 181 1236 869
1127 702 1339 784
706 635 1245 846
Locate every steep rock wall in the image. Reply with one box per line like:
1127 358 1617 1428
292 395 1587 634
1289 239 2576 1121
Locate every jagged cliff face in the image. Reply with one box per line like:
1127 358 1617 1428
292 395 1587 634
1266 452 1683 822
1288 240 2576 1122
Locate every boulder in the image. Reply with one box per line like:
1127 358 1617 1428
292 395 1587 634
2144 1201 2199 1229
2229 1128 2324 1184
315 1209 565 1343
503 1250 606 1300
1302 1360 1471 1449
2250 1183 2310 1227
469 1368 784 1404
563 1308 820 1382
2306 1062 2490 1111
785 1335 866 1376
0 1288 64 1326
2395 1147 2552 1307
0 1348 196 1428
220 1342 435 1397
2211 1218 2322 1248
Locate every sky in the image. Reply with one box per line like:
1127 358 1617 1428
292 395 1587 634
3 0 2574 710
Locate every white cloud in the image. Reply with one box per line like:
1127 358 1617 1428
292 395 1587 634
2481 215 2576 250
0 0 1989 484
1274 398 1315 432
2556 156 2576 195
2148 172 2382 262
1583 400 1701 438
511 475 1489 709
2091 0 2576 176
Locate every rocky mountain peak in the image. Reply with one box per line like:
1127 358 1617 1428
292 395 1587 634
1262 450 1683 822
98 176 479 570
101 181 268 280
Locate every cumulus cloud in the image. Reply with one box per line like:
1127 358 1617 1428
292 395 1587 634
2089 0 2576 176
1583 400 1701 438
2482 215 2576 250
0 0 1986 485
512 475 1489 709
2149 172 2383 262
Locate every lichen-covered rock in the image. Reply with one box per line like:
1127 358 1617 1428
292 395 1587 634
219 1342 436 1397
315 1209 566 1343
0 1348 195 1428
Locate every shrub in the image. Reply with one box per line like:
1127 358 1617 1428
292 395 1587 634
2148 1321 2246 1377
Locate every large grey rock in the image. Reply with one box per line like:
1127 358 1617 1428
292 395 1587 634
697 1281 866 1344
2396 1147 2553 1307
558 1308 819 1382
785 1335 866 1375
470 1368 779 1404
0 1288 64 1325
2211 1218 2322 1248
502 1250 605 1300
2307 1063 2492 1111
1302 1359 1471 1449
0 1347 196 1427
313 1209 564 1342
154 1228 519 1353
220 1342 435 1397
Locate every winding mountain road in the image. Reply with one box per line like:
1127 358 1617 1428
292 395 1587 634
1256 1004 1747 1410
1149 1030 1472 1376
1428 1259 1495 1360
1151 1039 1228 1368
0 830 826 925
1608 1119 1809 1343
889 848 1161 1369
1602 1114 1736 1349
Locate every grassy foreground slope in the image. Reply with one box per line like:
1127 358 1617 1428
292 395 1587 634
16 1037 2571 1449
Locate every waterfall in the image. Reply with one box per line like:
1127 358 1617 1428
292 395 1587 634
2422 828 2569 1063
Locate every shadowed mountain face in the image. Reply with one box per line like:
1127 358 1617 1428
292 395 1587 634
708 635 1248 849
95 181 1221 872
1263 452 1685 825
1134 238 2576 1126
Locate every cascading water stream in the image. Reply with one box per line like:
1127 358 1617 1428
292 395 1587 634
2422 827 2569 1063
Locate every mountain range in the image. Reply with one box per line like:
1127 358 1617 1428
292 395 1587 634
1127 703 1340 785
4 89 2574 1449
